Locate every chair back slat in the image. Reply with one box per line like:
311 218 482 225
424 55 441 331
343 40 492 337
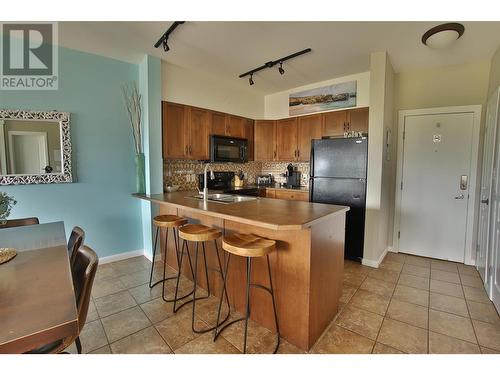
71 245 98 331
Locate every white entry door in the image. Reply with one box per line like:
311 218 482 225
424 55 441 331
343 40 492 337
399 112 475 262
8 131 48 174
490 93 500 312
477 89 499 283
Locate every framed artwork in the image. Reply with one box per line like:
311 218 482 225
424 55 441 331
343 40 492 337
289 80 357 116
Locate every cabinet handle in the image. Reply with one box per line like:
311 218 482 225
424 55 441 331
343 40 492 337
185 145 188 155
274 150 277 159
297 150 300 158
189 145 192 155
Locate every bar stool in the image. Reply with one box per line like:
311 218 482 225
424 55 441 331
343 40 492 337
214 233 280 354
149 214 194 303
174 224 230 333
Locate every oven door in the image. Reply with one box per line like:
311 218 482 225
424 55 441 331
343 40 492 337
210 136 248 163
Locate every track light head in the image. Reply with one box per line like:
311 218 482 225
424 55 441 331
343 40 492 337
249 73 254 86
162 38 170 52
278 62 285 75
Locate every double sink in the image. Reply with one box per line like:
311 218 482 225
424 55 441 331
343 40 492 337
188 193 258 204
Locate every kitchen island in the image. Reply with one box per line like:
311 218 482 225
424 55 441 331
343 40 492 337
136 191 349 350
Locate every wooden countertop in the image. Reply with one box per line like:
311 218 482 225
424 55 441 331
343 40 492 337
135 191 349 230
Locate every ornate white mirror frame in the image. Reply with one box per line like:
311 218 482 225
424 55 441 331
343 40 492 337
0 109 73 185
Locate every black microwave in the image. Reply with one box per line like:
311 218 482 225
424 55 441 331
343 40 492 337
210 135 248 163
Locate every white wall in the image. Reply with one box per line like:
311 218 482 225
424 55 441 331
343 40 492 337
162 61 264 119
394 60 491 263
488 45 500 97
263 71 370 119
363 52 396 267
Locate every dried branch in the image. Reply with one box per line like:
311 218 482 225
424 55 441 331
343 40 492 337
122 82 143 154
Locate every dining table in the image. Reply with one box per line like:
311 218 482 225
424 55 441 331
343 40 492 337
0 221 78 354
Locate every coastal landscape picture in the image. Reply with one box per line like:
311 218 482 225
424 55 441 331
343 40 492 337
289 80 357 116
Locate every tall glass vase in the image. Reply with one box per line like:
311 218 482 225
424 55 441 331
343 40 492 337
135 153 146 194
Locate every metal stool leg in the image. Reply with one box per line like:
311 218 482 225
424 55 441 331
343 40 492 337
214 253 231 340
172 240 195 309
267 254 280 354
214 240 231 317
162 228 195 303
213 254 280 354
148 226 160 288
243 257 252 354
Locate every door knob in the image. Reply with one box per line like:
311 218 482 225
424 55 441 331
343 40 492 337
481 198 489 205
454 194 465 200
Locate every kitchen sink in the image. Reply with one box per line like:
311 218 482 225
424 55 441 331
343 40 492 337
187 193 258 204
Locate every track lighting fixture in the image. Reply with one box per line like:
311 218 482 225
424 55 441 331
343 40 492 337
162 39 170 52
239 48 311 85
154 21 185 52
249 73 254 86
278 62 285 75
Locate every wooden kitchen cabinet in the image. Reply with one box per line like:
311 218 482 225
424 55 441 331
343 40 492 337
243 118 254 161
322 110 347 137
254 120 276 161
273 189 309 202
163 101 187 159
275 118 298 161
210 111 227 136
226 115 246 138
297 114 322 161
187 107 210 159
265 189 276 198
162 102 209 160
347 107 369 133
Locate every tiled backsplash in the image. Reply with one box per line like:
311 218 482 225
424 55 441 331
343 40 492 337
164 160 310 191
261 161 310 186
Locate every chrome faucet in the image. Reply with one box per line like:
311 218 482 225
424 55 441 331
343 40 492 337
202 163 215 200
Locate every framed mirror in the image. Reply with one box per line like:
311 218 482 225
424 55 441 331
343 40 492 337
0 109 72 185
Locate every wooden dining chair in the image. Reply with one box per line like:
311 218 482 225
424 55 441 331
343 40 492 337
67 226 85 265
26 245 99 354
0 217 39 229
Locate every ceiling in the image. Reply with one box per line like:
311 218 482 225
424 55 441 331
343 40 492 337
59 21 500 95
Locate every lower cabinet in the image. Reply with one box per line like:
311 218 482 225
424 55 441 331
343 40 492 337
264 189 309 202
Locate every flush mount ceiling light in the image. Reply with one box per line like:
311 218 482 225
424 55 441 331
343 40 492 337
239 48 311 86
422 23 465 49
154 21 185 52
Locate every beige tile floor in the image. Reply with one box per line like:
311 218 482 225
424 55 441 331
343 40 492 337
68 253 500 354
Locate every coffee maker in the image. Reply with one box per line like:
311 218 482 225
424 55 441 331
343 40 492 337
285 163 301 188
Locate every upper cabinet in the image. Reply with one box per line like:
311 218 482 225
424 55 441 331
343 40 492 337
322 110 347 138
226 115 246 138
254 120 276 161
347 107 369 133
297 114 322 161
162 100 368 162
162 102 209 160
210 111 227 137
186 107 210 160
162 102 187 159
243 118 255 161
163 101 254 161
275 118 298 161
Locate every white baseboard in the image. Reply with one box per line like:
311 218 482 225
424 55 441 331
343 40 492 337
99 249 147 264
362 246 392 268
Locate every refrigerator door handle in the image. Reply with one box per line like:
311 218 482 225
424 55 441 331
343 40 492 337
310 142 315 177
309 178 314 202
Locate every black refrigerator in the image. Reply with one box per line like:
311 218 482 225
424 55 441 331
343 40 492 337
309 137 368 261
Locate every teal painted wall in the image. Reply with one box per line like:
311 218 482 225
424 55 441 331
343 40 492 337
0 47 144 257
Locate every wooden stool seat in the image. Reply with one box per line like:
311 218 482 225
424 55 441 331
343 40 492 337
222 233 276 258
179 224 222 242
153 215 187 228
